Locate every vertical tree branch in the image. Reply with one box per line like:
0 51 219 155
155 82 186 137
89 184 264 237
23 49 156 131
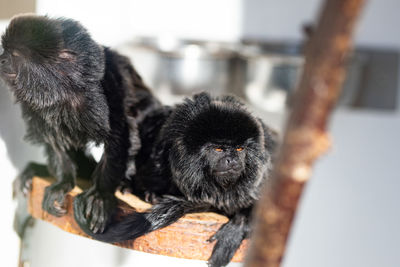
245 0 366 266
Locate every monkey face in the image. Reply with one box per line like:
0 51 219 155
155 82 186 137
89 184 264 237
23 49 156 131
0 46 18 83
207 144 246 180
195 142 250 189
0 42 65 107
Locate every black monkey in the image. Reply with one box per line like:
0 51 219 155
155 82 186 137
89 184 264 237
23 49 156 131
74 92 278 267
0 14 160 233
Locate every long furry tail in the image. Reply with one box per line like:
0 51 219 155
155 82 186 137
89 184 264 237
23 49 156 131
73 195 199 243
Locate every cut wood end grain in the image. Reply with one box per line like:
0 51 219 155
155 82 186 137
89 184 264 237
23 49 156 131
27 176 247 262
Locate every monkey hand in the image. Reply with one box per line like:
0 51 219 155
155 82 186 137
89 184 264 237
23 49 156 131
19 167 34 196
42 180 74 217
18 162 50 196
144 191 162 204
74 187 117 234
207 218 248 267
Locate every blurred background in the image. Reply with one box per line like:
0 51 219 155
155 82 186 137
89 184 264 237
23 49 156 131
0 0 399 266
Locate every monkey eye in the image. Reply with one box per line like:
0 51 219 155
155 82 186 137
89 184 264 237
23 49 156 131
214 148 223 152
236 147 244 152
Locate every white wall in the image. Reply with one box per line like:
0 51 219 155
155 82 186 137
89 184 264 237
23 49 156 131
36 0 243 46
36 0 400 49
283 110 400 267
241 0 400 49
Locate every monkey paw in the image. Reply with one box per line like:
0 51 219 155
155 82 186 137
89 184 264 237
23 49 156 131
144 191 162 204
42 181 74 217
207 239 234 267
207 222 245 267
18 168 34 196
74 189 116 234
17 162 50 196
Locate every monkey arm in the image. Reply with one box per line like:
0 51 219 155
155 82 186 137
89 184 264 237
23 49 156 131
207 208 252 267
73 118 134 234
73 151 124 234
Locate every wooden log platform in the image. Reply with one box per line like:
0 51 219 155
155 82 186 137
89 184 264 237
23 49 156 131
27 176 247 262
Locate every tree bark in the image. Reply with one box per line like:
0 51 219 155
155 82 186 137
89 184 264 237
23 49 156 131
27 176 247 262
245 0 366 266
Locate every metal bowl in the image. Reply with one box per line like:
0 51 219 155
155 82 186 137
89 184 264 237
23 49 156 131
118 38 365 111
117 38 240 104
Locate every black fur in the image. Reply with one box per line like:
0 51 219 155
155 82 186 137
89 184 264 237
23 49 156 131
0 14 160 232
74 92 278 266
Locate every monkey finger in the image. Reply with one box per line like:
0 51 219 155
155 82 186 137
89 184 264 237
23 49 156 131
21 179 33 196
89 208 99 233
90 199 102 233
90 219 98 234
98 206 109 234
53 202 67 216
99 217 106 234
85 195 95 218
54 197 67 212
50 194 66 216
91 211 105 234
96 200 110 234
91 218 103 234
21 181 32 196
42 189 55 214
43 198 64 217
207 234 217 243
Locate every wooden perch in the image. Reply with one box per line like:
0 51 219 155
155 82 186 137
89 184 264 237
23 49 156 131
27 176 247 262
245 0 365 267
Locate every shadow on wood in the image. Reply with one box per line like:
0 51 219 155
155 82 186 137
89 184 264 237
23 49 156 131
27 176 247 262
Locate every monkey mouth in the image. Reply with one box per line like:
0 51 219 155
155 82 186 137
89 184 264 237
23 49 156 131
214 170 242 188
214 169 242 178
3 72 17 79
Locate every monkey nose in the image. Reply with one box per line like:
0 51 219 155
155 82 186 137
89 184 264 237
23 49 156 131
225 157 239 169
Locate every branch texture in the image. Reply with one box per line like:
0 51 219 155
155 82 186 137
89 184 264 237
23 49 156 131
245 0 366 266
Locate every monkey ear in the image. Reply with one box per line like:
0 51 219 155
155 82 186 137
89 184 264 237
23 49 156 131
58 50 76 61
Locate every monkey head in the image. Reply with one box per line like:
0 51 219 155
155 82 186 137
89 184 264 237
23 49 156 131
166 93 267 195
0 14 105 109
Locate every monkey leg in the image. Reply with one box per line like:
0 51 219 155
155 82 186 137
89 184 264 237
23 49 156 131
18 149 95 196
42 145 77 217
207 208 252 267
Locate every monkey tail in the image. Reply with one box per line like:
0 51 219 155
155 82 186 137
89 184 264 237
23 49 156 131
72 198 152 243
73 195 197 243
92 212 153 243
